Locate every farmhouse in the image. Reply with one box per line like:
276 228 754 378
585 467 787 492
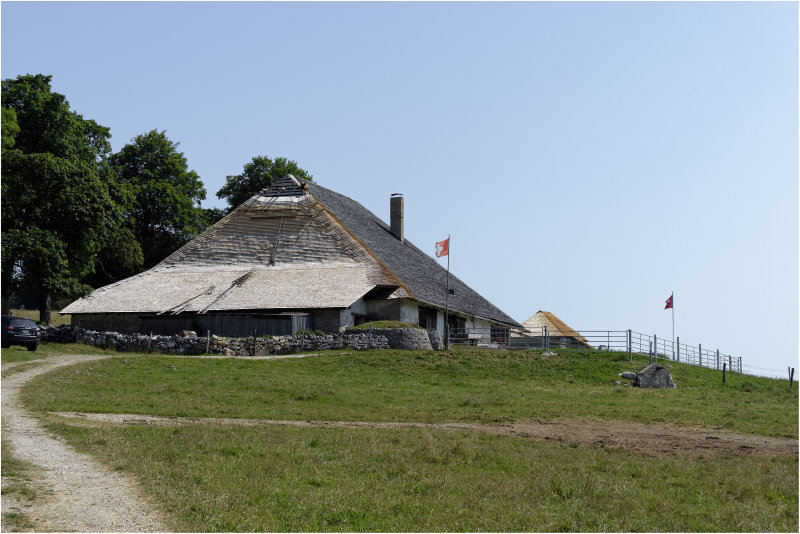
513 310 592 349
62 175 520 337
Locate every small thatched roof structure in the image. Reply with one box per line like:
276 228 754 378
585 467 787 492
517 310 591 347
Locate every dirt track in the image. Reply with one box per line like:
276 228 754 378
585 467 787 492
53 410 797 459
2 352 797 532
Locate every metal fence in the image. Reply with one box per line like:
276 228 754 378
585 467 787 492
447 326 743 374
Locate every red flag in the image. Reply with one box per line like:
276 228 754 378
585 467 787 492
664 295 673 310
435 237 449 258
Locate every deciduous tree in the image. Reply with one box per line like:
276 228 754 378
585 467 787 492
109 130 208 269
1 74 130 323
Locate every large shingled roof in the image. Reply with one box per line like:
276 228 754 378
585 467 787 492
303 179 519 326
63 175 519 327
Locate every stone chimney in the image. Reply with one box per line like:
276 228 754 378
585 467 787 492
390 194 404 242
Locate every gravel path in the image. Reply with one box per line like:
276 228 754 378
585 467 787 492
2 354 167 532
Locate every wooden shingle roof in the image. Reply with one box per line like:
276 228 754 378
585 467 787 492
304 179 519 326
63 175 519 326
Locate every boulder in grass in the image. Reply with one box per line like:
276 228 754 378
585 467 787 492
633 364 676 389
427 329 443 351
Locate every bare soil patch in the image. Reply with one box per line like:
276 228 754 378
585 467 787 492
53 411 798 459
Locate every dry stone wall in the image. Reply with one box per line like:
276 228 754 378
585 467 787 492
40 325 440 356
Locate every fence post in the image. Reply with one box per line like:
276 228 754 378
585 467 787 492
649 341 652 364
738 356 742 373
147 330 153 353
654 334 657 362
206 330 210 354
699 343 702 367
716 349 720 370
546 326 550 351
628 329 632 362
676 337 680 363
723 363 726 383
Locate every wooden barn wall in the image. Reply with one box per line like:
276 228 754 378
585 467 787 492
140 313 312 338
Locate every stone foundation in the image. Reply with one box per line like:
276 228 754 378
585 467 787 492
40 325 443 356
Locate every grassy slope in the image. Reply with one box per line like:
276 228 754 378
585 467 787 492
22 348 797 437
11 345 800 531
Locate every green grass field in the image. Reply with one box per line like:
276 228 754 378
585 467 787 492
22 349 797 437
47 421 796 532
9 345 800 531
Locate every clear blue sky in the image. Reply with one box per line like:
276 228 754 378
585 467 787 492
2 1 797 377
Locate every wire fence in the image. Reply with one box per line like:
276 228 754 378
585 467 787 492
447 326 743 374
739 364 794 381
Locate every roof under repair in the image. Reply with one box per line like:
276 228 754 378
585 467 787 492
63 175 519 326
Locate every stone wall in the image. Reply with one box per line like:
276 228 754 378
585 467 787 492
40 325 441 356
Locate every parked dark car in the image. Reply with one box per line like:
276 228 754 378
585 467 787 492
1 315 41 351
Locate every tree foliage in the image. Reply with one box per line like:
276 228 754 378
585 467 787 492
1 74 132 322
2 74 112 160
2 107 20 150
217 156 312 210
108 130 207 269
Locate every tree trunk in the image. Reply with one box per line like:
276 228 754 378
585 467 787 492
1 266 12 315
38 290 52 326
1 285 10 315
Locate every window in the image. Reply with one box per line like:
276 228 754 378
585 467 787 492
418 306 437 329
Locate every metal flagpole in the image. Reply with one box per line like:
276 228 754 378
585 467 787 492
671 292 675 359
444 234 450 349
